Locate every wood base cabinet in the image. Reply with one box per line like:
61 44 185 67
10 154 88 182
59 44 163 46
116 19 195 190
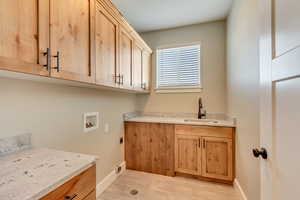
175 125 235 184
41 165 96 200
125 122 175 176
125 122 235 184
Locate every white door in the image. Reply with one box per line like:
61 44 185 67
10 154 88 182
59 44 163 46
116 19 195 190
260 0 300 199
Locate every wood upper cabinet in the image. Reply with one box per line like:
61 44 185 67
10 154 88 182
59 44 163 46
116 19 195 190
202 137 233 181
132 42 143 90
142 50 151 91
49 0 95 83
0 0 49 76
95 2 118 87
119 27 133 89
0 0 151 92
175 134 201 175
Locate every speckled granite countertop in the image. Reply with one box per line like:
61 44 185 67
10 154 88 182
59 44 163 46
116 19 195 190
0 148 97 200
124 112 236 127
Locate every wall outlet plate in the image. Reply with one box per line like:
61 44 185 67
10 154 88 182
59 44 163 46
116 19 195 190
83 112 99 133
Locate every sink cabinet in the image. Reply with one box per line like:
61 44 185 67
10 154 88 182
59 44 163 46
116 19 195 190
125 122 235 184
175 125 235 183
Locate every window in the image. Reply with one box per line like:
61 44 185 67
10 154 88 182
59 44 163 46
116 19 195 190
156 44 201 93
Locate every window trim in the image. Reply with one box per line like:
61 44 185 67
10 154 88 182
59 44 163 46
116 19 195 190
155 42 202 93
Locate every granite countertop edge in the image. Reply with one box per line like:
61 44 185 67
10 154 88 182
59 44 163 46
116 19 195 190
124 116 236 128
0 148 98 200
32 160 96 200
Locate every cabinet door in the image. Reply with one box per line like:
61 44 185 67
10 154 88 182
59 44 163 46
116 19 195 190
202 137 233 181
119 27 133 89
132 42 143 90
125 122 175 176
142 50 151 91
95 3 118 87
150 123 175 176
175 134 201 175
125 122 152 172
0 0 49 76
50 0 95 83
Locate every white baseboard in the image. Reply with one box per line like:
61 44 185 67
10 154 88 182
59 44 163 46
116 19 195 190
234 179 248 200
96 161 126 197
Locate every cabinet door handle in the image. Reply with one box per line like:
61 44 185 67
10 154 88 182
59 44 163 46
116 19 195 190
203 139 206 149
198 138 201 148
53 51 60 72
121 75 124 85
43 48 51 71
65 194 77 200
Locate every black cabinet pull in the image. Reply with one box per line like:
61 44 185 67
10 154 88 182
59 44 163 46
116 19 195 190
203 139 205 148
53 51 60 72
198 138 201 148
43 48 51 71
65 194 77 200
121 75 124 85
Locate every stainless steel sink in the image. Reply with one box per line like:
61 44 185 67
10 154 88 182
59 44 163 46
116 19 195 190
184 119 219 123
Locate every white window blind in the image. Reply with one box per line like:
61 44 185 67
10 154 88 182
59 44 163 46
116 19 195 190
157 44 201 90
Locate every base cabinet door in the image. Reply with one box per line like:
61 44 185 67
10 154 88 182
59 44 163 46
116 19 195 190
0 0 49 76
175 135 201 175
95 3 118 87
201 137 233 181
50 0 95 83
125 122 175 176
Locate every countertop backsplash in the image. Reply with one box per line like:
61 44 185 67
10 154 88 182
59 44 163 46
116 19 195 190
0 133 32 157
124 111 231 121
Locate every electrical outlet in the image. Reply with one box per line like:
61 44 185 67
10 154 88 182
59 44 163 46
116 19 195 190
120 137 124 144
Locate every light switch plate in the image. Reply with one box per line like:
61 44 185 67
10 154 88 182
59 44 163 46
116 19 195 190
83 112 99 133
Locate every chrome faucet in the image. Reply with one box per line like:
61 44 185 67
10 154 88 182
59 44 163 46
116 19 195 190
198 98 206 119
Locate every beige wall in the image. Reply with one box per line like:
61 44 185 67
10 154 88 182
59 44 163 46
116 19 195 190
137 21 227 114
227 0 261 199
0 77 137 183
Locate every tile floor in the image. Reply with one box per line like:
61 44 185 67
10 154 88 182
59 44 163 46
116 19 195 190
98 170 242 200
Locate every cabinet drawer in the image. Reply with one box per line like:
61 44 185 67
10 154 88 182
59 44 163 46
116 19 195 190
40 165 96 200
84 190 96 200
175 125 234 139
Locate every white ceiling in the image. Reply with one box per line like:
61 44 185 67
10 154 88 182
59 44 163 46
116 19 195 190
112 0 233 33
